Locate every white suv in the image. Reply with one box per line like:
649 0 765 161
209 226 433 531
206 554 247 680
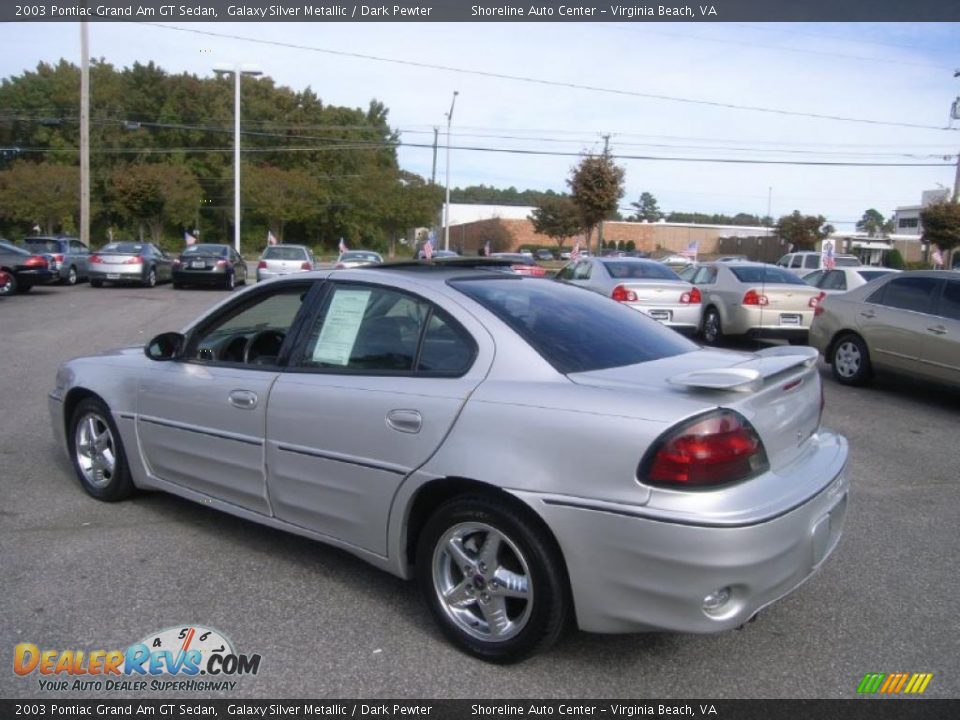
777 251 861 277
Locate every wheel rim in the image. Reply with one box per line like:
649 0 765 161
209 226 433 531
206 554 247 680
74 412 117 488
228 273 235 289
68 267 77 284
0 276 12 295
704 312 720 343
835 340 861 378
432 522 533 643
148 269 156 286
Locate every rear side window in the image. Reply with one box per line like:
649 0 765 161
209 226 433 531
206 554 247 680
790 256 803 268
873 277 940 314
729 266 807 285
452 278 695 374
936 281 960 321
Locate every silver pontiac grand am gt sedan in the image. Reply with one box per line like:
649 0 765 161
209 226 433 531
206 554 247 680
49 260 848 662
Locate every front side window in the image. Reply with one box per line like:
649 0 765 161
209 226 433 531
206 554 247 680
803 255 820 269
790 255 803 268
872 277 940 314
188 284 311 365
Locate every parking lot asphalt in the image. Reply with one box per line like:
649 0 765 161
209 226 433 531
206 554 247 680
2 280 959 699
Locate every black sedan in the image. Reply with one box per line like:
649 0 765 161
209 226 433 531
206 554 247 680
0 239 56 295
173 244 248 290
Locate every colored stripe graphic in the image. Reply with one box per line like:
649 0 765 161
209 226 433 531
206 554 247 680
857 673 933 695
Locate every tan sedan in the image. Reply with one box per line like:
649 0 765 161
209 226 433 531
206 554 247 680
687 262 820 345
810 270 960 387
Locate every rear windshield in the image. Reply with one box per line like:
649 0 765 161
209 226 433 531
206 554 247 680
264 246 308 260
836 256 861 267
603 261 679 280
23 238 64 253
452 278 695 374
857 270 893 282
341 252 380 262
101 242 144 254
184 244 228 256
729 266 807 285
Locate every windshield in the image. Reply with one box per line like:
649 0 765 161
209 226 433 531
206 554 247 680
264 246 308 260
603 261 679 280
452 277 695 374
100 242 144 254
184 244 228 256
729 266 808 285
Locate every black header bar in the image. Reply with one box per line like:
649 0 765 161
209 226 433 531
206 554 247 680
4 1 960 23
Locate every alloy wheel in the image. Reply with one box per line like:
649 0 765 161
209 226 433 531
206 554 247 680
74 412 117 489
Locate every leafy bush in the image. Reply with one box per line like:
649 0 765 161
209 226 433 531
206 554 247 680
883 248 905 269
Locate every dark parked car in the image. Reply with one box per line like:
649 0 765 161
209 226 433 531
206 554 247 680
173 244 248 290
534 249 555 261
0 239 56 295
21 236 90 285
89 242 174 288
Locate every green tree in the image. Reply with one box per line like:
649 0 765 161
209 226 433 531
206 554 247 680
920 200 960 266
529 195 582 254
775 210 833 251
856 208 891 237
630 191 662 222
376 172 442 257
106 163 201 245
0 162 78 234
567 153 625 253
242 164 324 243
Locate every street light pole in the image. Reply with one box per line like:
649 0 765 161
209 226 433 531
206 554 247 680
214 65 262 254
443 91 459 252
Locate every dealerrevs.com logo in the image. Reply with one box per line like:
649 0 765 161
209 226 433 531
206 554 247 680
14 625 261 693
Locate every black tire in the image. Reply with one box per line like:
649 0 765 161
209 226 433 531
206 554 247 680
701 307 724 346
416 494 569 663
143 266 157 288
90 279 103 288
225 271 236 290
0 272 19 296
67 397 134 502
66 266 78 286
18 283 32 293
831 333 872 386
172 281 183 289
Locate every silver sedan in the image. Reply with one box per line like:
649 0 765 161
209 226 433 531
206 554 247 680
257 244 316 282
556 257 703 334
49 262 848 662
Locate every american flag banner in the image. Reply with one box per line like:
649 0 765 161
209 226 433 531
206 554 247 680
267 231 278 246
679 240 699 259
423 232 435 260
184 231 198 247
932 248 944 267
822 240 836 270
483 239 491 257
570 241 581 260
338 237 348 254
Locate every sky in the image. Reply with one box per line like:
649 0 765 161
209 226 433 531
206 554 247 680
1 19 959 230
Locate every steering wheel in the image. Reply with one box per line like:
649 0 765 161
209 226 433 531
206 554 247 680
218 334 249 363
243 329 286 365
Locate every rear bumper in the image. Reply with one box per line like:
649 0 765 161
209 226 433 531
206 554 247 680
513 432 848 634
173 268 227 285
90 266 145 283
256 268 307 282
15 268 56 287
725 306 814 336
626 303 702 332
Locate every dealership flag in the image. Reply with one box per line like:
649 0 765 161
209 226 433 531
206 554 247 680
338 237 348 254
822 240 836 270
570 240 581 260
267 231 278 246
680 240 699 259
483 239 491 257
184 231 198 246
423 232 435 260
932 249 944 267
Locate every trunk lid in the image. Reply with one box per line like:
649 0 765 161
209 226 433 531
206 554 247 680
568 346 822 471
753 283 819 311
618 279 692 305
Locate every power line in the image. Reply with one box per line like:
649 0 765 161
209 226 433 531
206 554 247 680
140 22 958 133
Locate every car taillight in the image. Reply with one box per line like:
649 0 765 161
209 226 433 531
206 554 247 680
334 263 346 269
742 289 768 306
216 260 227 267
680 287 701 304
301 261 312 270
53 254 64 264
24 255 48 268
641 410 769 488
89 254 102 264
612 285 638 302
124 256 143 265
173 259 181 267
512 264 545 277
811 292 826 315
258 260 267 269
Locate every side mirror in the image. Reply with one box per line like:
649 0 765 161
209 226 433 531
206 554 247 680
145 332 185 361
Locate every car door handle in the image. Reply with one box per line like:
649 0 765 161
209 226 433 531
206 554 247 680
927 325 947 335
860 311 876 319
386 409 422 434
228 390 259 409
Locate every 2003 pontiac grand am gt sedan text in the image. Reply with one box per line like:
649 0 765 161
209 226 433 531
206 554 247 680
49 260 848 662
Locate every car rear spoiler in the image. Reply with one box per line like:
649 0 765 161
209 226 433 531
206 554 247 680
668 346 818 392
